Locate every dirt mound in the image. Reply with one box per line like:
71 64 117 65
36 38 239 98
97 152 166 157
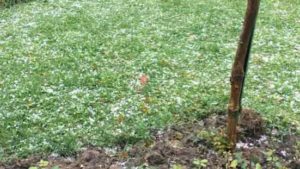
1 110 299 169
239 109 264 138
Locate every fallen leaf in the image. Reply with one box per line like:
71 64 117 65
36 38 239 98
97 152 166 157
139 74 149 86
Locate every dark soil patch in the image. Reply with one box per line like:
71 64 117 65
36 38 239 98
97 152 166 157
1 109 299 169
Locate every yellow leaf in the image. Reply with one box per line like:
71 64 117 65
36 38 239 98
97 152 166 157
256 163 262 169
39 160 49 167
230 160 238 169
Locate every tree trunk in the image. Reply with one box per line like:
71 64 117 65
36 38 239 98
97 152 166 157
227 0 260 151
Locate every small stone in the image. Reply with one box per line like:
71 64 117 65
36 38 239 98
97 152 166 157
63 157 76 164
49 153 60 160
279 150 287 157
271 128 278 135
109 164 122 169
198 120 204 127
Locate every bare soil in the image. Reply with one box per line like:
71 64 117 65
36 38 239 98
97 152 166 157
1 109 299 169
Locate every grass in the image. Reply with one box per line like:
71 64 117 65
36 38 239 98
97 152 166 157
0 0 33 8
0 0 299 160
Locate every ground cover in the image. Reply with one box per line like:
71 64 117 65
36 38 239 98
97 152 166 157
0 0 33 8
1 111 300 168
0 0 299 165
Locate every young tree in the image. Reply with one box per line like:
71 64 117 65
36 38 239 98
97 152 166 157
227 0 261 150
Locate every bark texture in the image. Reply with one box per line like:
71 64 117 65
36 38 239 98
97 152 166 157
227 0 260 151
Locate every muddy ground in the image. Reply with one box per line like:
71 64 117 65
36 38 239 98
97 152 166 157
1 109 299 169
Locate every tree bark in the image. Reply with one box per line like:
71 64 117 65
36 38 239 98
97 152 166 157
227 0 260 151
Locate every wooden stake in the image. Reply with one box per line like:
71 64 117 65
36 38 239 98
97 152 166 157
227 0 260 151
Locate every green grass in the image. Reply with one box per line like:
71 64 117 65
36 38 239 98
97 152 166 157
0 0 33 8
0 0 299 160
